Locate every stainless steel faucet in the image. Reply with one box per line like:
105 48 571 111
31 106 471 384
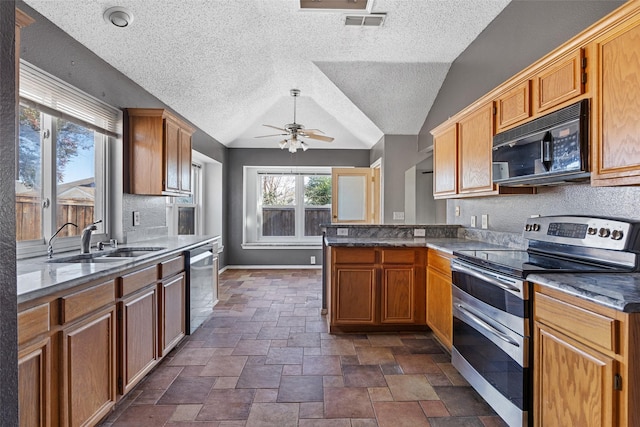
48 222 78 258
80 220 102 254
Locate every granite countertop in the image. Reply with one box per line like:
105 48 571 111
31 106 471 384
324 236 512 254
17 235 216 304
529 272 640 313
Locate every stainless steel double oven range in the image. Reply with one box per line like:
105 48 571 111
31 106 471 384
450 215 640 427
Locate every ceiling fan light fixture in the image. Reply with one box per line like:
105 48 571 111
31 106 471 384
301 142 309 151
103 6 134 28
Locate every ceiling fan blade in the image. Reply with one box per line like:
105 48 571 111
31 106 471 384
303 133 334 142
262 124 287 132
301 129 325 134
254 133 287 138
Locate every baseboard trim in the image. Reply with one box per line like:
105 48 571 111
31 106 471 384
222 265 322 270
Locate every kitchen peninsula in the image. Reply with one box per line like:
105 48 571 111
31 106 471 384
322 224 518 340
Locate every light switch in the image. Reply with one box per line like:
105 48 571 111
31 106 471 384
337 228 348 236
393 212 405 220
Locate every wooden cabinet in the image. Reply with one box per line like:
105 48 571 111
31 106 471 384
117 265 158 395
160 273 186 355
329 247 426 331
126 108 194 196
458 103 495 194
61 308 116 427
18 337 51 427
533 48 585 114
533 285 640 427
591 12 640 186
495 81 531 131
432 123 458 198
425 249 453 350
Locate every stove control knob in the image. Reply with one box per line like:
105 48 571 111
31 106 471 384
598 227 611 238
525 224 531 232
587 227 598 235
532 223 541 232
611 230 624 241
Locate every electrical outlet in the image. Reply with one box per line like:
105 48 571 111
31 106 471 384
481 214 488 229
413 229 426 237
133 211 140 226
337 228 348 236
310 256 316 265
393 212 405 220
470 216 476 228
455 206 460 217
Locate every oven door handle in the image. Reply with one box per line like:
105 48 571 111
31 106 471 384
455 303 520 348
451 262 520 294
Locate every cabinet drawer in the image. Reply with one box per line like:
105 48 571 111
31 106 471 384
18 303 50 345
60 280 115 325
428 250 452 276
381 249 415 265
118 265 158 297
535 292 617 353
159 255 184 279
333 248 376 265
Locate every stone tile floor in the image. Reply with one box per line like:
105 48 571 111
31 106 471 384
100 269 508 427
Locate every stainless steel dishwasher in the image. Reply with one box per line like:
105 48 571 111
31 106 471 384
186 241 218 333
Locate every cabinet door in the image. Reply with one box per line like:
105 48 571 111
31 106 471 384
331 168 374 223
534 49 585 113
61 308 116 427
458 103 495 194
426 268 452 350
160 273 186 356
179 130 192 193
120 287 157 395
432 123 458 198
18 337 51 427
332 266 377 325
496 81 531 131
592 19 640 185
535 323 616 427
164 119 181 192
381 266 415 324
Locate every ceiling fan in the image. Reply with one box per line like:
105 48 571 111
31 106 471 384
255 89 335 152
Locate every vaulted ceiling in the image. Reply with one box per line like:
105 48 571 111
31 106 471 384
23 0 512 150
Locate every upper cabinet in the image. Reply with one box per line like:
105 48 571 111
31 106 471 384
432 123 457 198
457 103 495 194
591 10 640 186
533 48 586 114
331 167 380 224
126 108 194 196
495 81 531 132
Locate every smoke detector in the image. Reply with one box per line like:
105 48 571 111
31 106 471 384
344 13 385 26
103 6 134 28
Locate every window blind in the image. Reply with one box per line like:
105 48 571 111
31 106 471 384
19 60 121 138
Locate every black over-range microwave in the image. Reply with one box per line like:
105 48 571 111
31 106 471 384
492 99 590 186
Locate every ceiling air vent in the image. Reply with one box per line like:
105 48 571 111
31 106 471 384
345 13 385 26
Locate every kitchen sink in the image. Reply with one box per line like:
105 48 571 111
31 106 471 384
47 247 166 263
101 247 166 257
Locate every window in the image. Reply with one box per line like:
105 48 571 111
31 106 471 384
167 163 201 235
244 166 331 247
16 61 120 254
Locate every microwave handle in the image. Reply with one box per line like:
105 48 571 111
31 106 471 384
541 131 553 171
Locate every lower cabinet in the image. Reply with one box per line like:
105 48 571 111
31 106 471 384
329 247 426 331
119 287 157 395
533 285 640 427
160 272 186 356
61 308 117 427
18 337 51 427
425 249 454 350
17 253 188 427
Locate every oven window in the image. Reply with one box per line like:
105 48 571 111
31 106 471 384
453 318 530 411
452 270 528 318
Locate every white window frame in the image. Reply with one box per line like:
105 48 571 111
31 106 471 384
16 61 120 258
167 162 202 236
243 166 331 249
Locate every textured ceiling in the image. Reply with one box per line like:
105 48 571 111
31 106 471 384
23 0 512 150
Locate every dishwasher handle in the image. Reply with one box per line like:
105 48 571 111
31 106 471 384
190 250 213 265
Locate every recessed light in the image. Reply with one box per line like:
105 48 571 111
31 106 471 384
103 6 134 28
